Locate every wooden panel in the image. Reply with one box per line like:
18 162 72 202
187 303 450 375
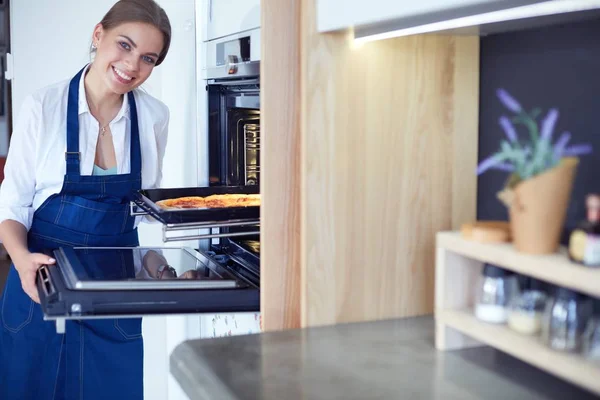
300 0 479 327
260 0 302 331
452 37 480 230
434 247 482 350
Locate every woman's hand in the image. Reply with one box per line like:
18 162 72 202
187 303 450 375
178 269 200 280
13 251 55 304
0 220 54 303
142 250 168 278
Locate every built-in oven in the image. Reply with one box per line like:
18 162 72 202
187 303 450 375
36 29 262 331
206 32 260 187
204 28 261 260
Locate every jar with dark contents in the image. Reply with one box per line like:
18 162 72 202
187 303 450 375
542 287 593 352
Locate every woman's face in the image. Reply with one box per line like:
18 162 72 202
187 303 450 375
91 22 163 94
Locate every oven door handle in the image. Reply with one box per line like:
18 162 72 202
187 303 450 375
226 55 239 75
205 60 260 80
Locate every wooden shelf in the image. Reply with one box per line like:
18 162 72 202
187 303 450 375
438 309 600 396
436 231 600 298
435 230 600 395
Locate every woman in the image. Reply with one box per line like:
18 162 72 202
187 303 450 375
0 0 171 398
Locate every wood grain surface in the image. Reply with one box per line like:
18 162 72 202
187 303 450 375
261 0 479 330
260 0 303 331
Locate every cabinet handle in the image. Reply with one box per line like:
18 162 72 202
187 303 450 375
208 0 212 21
5 52 13 81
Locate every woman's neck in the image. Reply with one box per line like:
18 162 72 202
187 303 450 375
84 64 123 123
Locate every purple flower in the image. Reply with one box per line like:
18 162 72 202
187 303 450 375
496 89 522 113
499 116 518 142
493 162 515 172
477 154 502 175
540 109 559 141
553 132 571 159
562 144 593 157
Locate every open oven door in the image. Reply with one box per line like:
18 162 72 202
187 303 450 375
36 246 259 333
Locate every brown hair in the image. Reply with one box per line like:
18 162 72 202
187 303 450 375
94 0 172 66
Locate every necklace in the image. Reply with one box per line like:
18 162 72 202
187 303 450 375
100 124 110 137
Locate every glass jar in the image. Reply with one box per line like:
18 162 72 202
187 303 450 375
474 264 519 324
507 278 547 335
541 287 593 352
582 299 600 363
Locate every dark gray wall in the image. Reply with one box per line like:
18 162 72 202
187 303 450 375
477 18 600 243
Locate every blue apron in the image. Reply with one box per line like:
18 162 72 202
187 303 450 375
0 67 144 400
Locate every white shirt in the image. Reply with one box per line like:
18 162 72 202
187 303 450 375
0 66 170 231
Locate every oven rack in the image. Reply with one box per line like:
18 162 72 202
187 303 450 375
130 201 260 243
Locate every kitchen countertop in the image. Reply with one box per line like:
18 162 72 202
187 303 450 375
170 316 598 400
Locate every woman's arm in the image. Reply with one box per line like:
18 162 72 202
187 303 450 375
0 220 54 303
154 105 170 189
0 94 55 303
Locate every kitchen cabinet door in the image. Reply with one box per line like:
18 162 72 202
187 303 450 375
316 0 546 33
204 0 260 41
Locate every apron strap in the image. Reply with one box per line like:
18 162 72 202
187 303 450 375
127 91 142 175
65 65 142 176
65 66 86 175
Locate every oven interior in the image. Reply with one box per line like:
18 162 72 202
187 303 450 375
208 78 260 188
206 76 261 283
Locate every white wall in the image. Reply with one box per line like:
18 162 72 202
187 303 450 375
9 1 109 124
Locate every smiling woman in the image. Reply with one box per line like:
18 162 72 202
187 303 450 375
0 1 172 399
89 22 164 93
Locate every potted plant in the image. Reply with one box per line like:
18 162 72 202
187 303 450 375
477 89 593 254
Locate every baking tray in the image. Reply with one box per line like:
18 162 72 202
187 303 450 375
134 186 260 224
219 237 260 276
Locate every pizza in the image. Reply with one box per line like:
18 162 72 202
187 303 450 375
156 193 260 210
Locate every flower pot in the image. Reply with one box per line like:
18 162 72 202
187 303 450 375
498 157 579 255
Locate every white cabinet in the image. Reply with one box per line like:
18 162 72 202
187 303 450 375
203 0 260 41
317 0 494 32
316 0 600 39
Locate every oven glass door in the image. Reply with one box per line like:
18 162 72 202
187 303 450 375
208 79 260 187
37 246 259 321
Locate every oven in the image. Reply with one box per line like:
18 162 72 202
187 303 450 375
35 29 262 331
204 28 261 262
206 31 260 187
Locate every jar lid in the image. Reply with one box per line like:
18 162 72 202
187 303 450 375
482 263 513 278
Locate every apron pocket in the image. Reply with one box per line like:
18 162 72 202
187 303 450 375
55 195 129 234
1 266 35 333
114 318 143 340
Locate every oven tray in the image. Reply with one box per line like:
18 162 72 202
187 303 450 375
134 186 260 224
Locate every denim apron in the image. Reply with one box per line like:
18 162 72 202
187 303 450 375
0 66 144 400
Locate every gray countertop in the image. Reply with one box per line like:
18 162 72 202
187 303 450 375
170 316 598 400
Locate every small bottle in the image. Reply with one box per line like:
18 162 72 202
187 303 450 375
568 194 600 267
